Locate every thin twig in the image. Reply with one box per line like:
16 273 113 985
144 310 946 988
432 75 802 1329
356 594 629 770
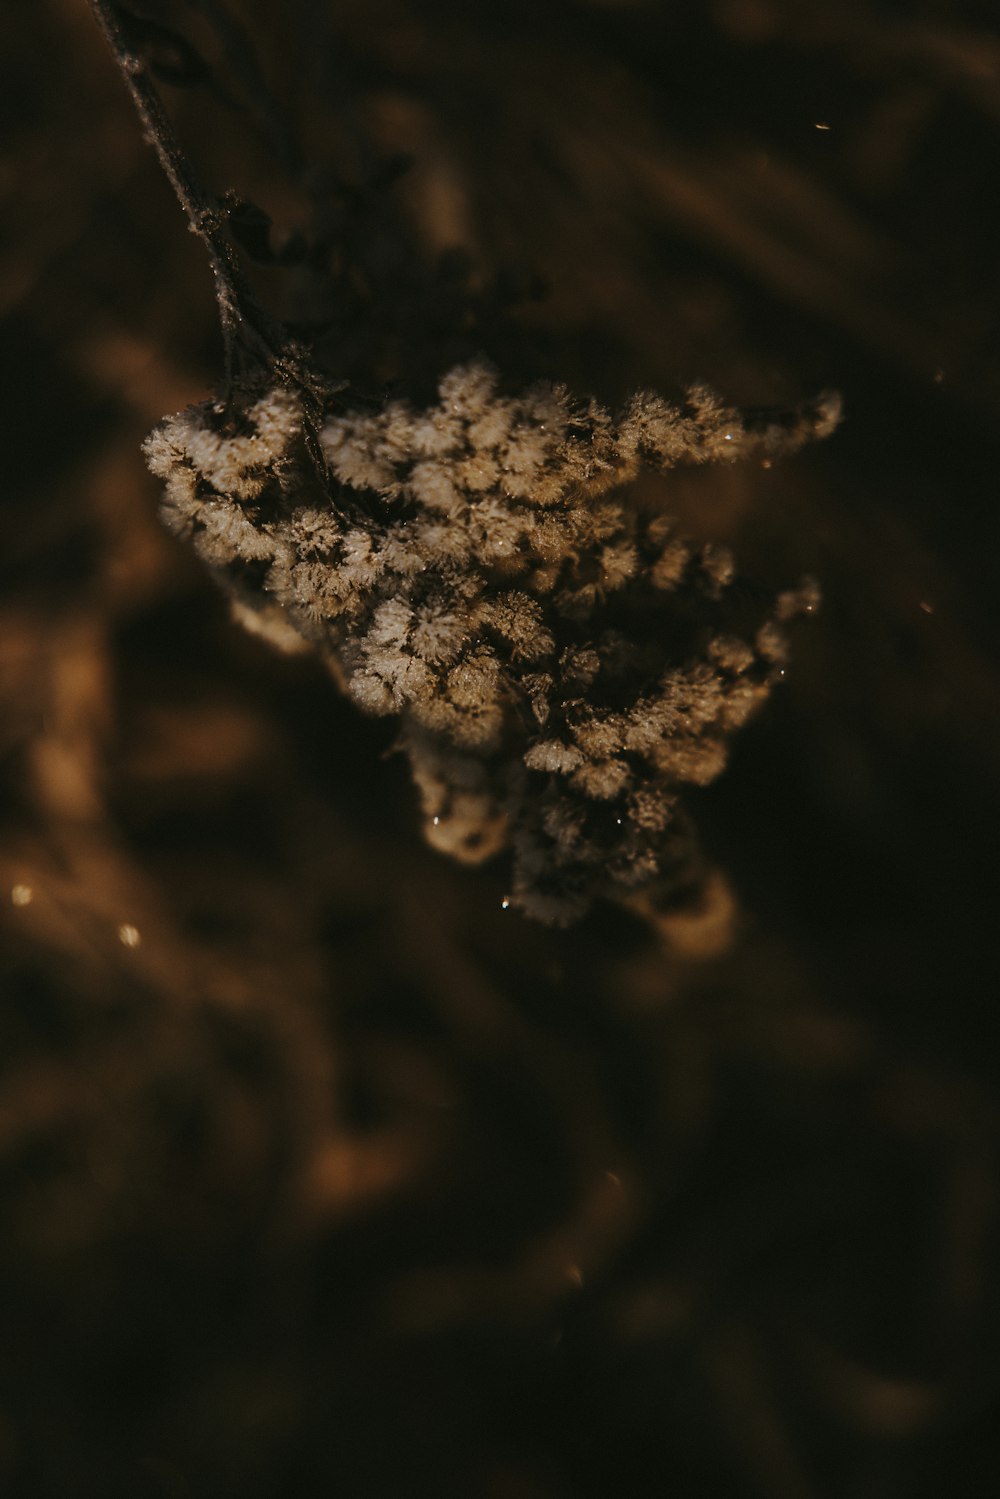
86 0 285 387
86 0 347 503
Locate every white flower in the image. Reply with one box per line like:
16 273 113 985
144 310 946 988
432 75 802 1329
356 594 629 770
146 357 838 921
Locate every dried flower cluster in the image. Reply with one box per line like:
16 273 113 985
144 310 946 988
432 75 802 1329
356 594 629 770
144 361 838 922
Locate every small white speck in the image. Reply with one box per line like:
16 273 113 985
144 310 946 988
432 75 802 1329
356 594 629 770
500 896 511 910
814 121 831 132
615 817 623 825
118 924 141 949
723 433 733 442
432 815 441 826
761 458 773 470
11 884 33 907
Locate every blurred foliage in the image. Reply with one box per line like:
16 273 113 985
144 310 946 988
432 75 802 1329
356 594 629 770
1 1 999 1495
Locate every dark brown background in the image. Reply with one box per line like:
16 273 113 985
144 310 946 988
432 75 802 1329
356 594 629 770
2 2 999 1494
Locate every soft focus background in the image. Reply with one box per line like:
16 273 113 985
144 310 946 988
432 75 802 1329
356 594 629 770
2 2 1000 1495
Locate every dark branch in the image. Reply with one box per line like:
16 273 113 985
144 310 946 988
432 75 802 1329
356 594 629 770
86 0 288 387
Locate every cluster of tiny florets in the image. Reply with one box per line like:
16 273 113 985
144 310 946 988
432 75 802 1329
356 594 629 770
144 361 837 922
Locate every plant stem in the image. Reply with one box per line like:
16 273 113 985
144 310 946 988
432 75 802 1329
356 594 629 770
86 0 284 385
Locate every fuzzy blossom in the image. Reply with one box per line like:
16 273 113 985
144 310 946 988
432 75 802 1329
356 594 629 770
144 359 839 923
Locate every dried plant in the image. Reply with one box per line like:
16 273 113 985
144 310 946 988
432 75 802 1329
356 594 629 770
91 0 840 923
11 8 1000 1497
